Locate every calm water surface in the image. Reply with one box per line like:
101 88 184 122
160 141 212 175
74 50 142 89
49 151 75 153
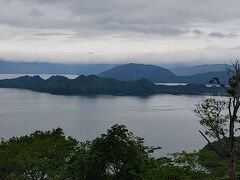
0 73 223 156
0 87 213 156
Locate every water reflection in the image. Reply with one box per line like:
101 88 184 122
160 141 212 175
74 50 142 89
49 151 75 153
0 88 217 156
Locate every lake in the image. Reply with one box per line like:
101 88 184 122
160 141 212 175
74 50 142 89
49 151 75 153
0 87 213 156
0 73 226 156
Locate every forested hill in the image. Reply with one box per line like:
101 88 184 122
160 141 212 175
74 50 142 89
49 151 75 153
0 75 225 96
99 63 229 84
99 63 176 82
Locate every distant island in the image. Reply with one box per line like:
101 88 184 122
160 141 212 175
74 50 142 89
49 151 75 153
0 75 226 96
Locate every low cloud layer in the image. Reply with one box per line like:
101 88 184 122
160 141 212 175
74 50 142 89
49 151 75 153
0 0 240 64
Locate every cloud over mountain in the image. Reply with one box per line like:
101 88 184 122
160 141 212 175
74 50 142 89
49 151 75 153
0 0 240 64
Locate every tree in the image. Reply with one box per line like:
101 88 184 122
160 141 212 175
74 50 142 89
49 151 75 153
199 139 240 178
85 124 159 180
194 61 240 179
0 128 78 179
0 124 231 179
144 151 214 180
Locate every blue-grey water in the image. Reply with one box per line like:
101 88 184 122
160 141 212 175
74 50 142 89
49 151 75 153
0 87 211 156
0 73 225 156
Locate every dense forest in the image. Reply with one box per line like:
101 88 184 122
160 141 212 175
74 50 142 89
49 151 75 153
0 75 225 96
0 124 238 180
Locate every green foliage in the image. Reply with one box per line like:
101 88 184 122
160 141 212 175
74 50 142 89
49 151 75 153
0 124 237 179
0 128 78 179
194 98 228 138
0 125 159 180
199 138 240 178
85 124 156 180
144 152 214 180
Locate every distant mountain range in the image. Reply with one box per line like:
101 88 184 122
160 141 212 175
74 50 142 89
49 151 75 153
170 64 228 76
99 63 229 84
0 60 116 75
0 60 230 84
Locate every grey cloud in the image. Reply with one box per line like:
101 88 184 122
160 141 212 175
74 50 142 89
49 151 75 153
32 32 75 36
226 46 240 51
0 0 240 37
192 29 205 35
208 32 238 38
102 22 189 36
191 29 238 39
29 8 44 17
0 0 240 64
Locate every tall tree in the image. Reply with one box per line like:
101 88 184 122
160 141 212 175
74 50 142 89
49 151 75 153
85 124 159 180
194 61 240 179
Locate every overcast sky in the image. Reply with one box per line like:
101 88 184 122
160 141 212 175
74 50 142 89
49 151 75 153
0 0 240 65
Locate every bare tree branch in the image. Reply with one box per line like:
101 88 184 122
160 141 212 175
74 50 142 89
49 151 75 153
199 130 226 160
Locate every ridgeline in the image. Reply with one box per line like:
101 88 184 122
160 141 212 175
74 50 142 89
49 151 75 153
0 75 226 96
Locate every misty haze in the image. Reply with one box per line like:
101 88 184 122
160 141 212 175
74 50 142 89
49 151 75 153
0 0 240 179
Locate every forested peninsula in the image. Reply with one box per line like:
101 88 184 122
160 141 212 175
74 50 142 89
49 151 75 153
0 75 225 96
